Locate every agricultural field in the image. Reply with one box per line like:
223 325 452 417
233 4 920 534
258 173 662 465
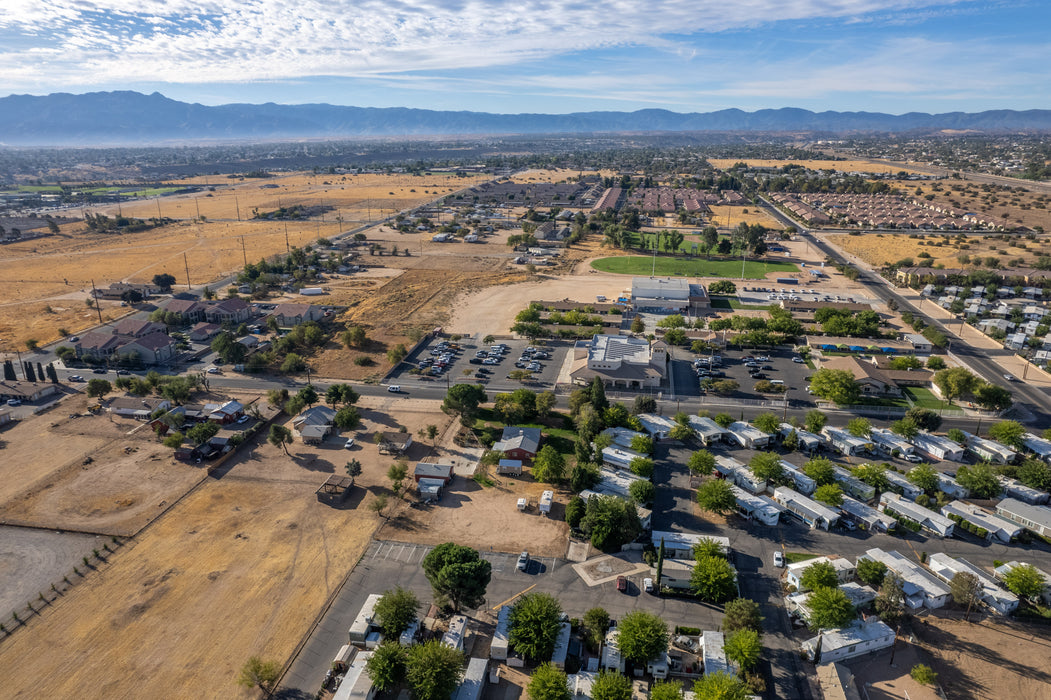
590 255 798 278
827 230 1051 269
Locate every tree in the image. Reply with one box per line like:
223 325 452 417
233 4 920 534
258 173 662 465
152 273 177 291
804 409 828 434
890 416 919 439
813 484 844 507
211 331 247 364
800 561 840 591
421 543 492 611
949 571 983 620
237 656 280 695
846 417 871 437
405 640 465 700
907 463 939 493
374 586 420 638
988 420 1026 449
442 384 487 425
629 480 656 506
875 572 905 625
807 586 855 629
973 383 1012 411
713 413 734 428
326 383 360 407
345 459 362 482
388 461 409 494
630 434 655 455
582 607 610 651
629 457 654 478
631 316 646 334
910 664 938 686
581 495 641 551
533 445 567 483
688 450 716 475
162 431 185 449
723 598 764 635
281 352 306 373
509 592 563 661
933 367 979 403
710 379 739 396
905 407 942 432
369 494 390 519
592 671 632 700
749 452 783 483
696 479 737 516
85 378 112 398
809 368 860 405
535 391 556 418
343 325 368 348
692 671 749 700
723 628 761 671
565 496 586 528
946 428 967 445
633 395 657 414
802 458 836 486
1002 563 1046 599
267 424 293 455
386 343 408 364
955 462 1000 498
366 642 407 690
527 663 571 700
1017 458 1051 490
650 681 684 700
856 559 888 589
691 555 737 603
854 463 890 495
752 412 780 434
782 429 799 452
616 610 669 663
334 405 362 430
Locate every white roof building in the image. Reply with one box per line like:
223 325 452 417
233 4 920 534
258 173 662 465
936 472 970 499
599 445 647 470
927 554 1018 615
882 469 924 500
332 651 374 700
832 466 876 501
689 415 727 444
785 556 856 591
801 620 895 664
880 493 955 537
997 476 1049 505
652 531 730 559
788 583 876 622
910 432 965 462
963 431 1017 464
590 467 647 499
599 427 647 449
700 631 729 676
941 501 1023 543
600 629 624 673
840 495 898 533
823 428 873 456
490 606 511 660
870 428 914 455
1022 432 1051 460
778 460 817 495
726 421 772 448
714 455 767 494
636 413 677 439
859 548 951 609
994 561 1051 605
773 486 840 530
995 498 1051 537
779 423 825 453
730 485 783 526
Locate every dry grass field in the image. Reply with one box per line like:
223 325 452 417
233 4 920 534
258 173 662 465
707 158 928 174
707 204 782 229
0 172 487 350
828 231 1051 268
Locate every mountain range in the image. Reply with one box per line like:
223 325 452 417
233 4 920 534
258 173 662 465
1 91 1050 145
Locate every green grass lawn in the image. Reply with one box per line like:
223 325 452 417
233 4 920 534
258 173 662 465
904 387 946 409
785 552 819 564
591 256 797 278
472 410 578 458
709 296 774 311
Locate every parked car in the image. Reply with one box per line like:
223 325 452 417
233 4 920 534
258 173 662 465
92 368 107 374
69 375 84 382
387 385 401 393
792 357 806 364
344 438 355 449
616 575 628 592
237 415 251 425
643 577 655 594
903 454 923 463
773 551 785 568
7 399 21 406
517 551 530 571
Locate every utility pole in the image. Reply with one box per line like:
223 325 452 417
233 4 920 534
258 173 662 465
194 198 201 221
235 197 241 222
240 236 248 267
183 253 191 290
88 280 104 325
156 198 162 219
284 223 290 253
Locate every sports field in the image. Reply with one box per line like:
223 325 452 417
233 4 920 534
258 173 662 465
590 256 797 278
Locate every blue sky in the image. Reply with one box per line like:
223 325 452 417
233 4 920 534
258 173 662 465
0 0 1046 114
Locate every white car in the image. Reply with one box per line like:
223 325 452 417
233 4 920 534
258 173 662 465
344 438 356 449
387 385 401 393
792 357 806 364
904 454 923 463
206 367 221 374
773 551 785 568
1003 374 1016 382
643 577 655 593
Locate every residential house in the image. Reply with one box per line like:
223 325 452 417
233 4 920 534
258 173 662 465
883 469 924 501
714 455 767 494
162 298 207 323
413 462 453 485
820 356 900 396
823 428 873 456
839 495 898 533
204 298 252 324
880 493 955 537
636 413 677 440
292 405 336 444
111 318 168 338
0 381 59 403
779 423 824 454
832 466 876 500
108 397 171 420
927 554 1018 615
1005 332 1028 351
188 322 223 342
117 331 178 365
997 476 1049 505
378 431 413 455
778 460 817 495
269 303 325 327
74 331 125 361
726 421 772 449
788 583 877 623
701 631 729 676
963 431 1016 464
0 408 12 426
205 400 244 424
651 531 729 560
801 620 895 664
858 548 951 609
730 485 783 526
936 472 970 499
599 445 647 471
995 498 1051 537
785 555 856 591
489 425 543 461
994 561 1051 605
941 501 1021 543
773 486 840 530
598 427 647 449
1022 432 1051 461
910 432 965 462
688 415 727 445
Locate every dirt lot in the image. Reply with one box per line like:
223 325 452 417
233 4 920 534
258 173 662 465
708 204 783 230
0 525 102 623
828 231 1051 269
911 615 1051 700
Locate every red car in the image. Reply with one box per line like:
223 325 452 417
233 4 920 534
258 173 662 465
616 576 628 592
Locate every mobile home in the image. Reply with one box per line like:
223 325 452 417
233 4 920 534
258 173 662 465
348 594 382 645
778 460 817 495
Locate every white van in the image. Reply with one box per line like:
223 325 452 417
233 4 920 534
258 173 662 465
769 379 785 386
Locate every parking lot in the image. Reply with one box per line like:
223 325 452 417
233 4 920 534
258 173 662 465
670 345 813 404
736 283 879 307
389 336 569 390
